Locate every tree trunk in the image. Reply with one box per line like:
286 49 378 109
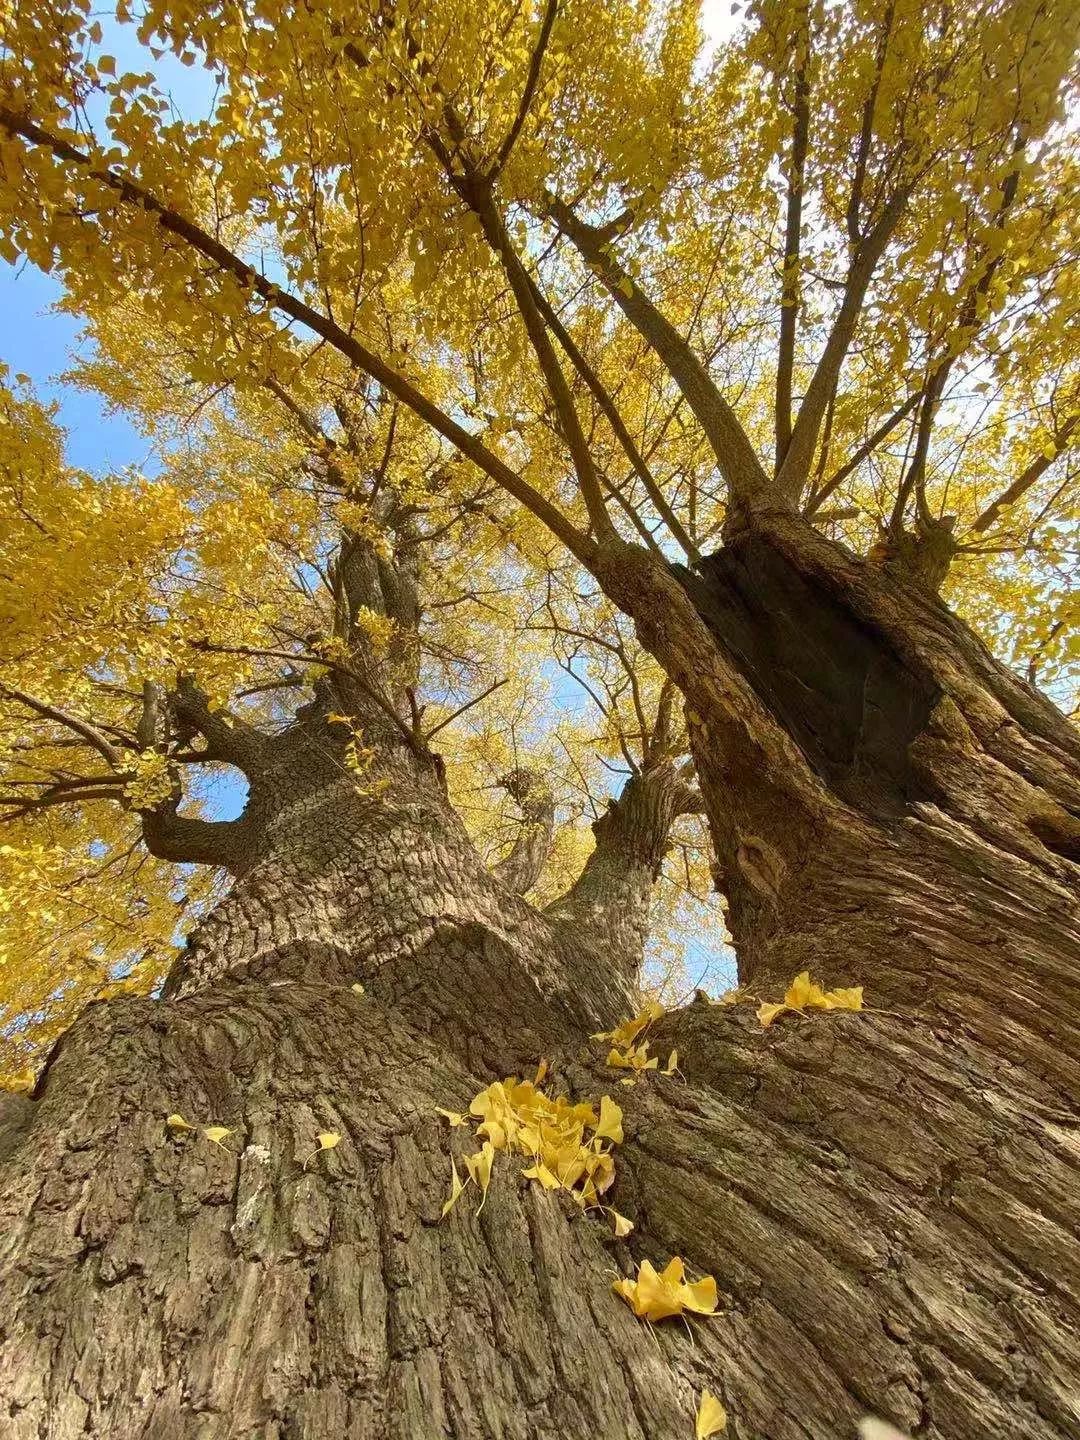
2 535 1079 1437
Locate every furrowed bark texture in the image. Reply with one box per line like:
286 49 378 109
1 520 1078 1439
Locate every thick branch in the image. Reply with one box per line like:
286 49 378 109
545 196 772 510
489 768 556 896
776 188 910 499
544 761 698 987
140 803 250 871
170 678 268 772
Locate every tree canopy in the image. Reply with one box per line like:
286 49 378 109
1 0 1077 1078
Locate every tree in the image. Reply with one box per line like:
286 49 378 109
1 2 1078 1436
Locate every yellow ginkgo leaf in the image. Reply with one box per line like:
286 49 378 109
615 1261 684 1322
522 1162 561 1190
441 1156 466 1219
350 982 365 995
202 1125 232 1146
607 1207 634 1237
303 1130 343 1169
786 970 828 1009
166 1113 195 1132
534 1056 549 1085
681 1272 720 1314
696 1389 728 1437
594 1095 624 1144
663 1049 679 1075
465 1141 495 1211
824 985 863 1012
758 971 865 1028
436 1107 466 1127
614 1256 719 1323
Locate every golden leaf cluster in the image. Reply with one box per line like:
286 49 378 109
439 1069 628 1226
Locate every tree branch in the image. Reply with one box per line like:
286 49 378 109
544 760 698 989
970 414 1078 536
170 677 269 772
490 0 560 178
776 187 911 500
544 195 772 510
804 389 921 515
423 677 508 741
451 172 616 541
775 5 811 473
523 268 701 560
0 686 122 768
140 803 250 871
489 767 556 895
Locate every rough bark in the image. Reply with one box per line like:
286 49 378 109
2 522 1078 1439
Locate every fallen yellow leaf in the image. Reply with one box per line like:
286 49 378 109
613 1256 719 1323
522 1162 561 1189
825 985 863 1012
594 1095 624 1144
435 1108 466 1126
302 1130 343 1169
758 972 864 1027
441 1156 465 1218
756 1001 786 1028
465 1140 495 1211
696 1389 727 1437
202 1125 232 1147
165 1113 195 1132
607 1207 634 1237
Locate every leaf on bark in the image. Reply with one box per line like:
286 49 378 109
696 1389 728 1436
757 970 864 1027
613 1256 719 1323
